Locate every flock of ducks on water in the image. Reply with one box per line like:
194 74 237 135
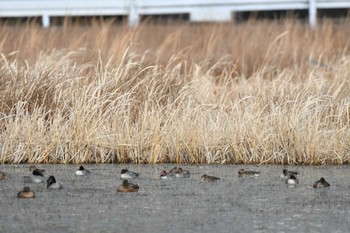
0 166 330 198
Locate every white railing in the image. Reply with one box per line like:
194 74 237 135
0 0 349 28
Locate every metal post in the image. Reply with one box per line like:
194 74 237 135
42 14 50 28
309 0 317 28
129 0 139 27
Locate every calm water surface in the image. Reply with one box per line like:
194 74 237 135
0 164 349 233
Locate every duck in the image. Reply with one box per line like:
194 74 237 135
24 169 45 183
29 165 46 173
17 186 36 199
117 180 139 192
173 167 190 178
238 169 260 177
75 166 91 176
280 169 299 178
120 169 139 179
201 174 220 182
0 171 5 180
286 174 299 185
313 177 330 188
169 167 178 173
160 170 174 179
46 175 63 189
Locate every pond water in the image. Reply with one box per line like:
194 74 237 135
0 164 349 233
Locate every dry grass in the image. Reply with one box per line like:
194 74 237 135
0 19 350 164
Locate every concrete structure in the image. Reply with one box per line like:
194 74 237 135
0 0 349 28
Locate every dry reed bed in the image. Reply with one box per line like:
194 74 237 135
0 19 350 164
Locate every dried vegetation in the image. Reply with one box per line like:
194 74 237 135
0 19 349 164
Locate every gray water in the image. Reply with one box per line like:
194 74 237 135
0 164 349 233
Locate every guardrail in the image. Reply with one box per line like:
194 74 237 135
0 0 349 27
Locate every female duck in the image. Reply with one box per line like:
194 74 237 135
46 176 63 189
75 166 91 176
17 186 36 199
0 171 5 180
313 177 330 188
173 167 190 178
201 174 220 182
117 180 139 192
169 167 178 173
238 169 260 177
120 169 139 179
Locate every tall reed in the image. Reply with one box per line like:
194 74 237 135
0 19 349 164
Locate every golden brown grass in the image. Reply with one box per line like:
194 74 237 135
0 19 350 164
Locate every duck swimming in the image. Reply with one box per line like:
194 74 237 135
169 167 178 173
280 169 299 178
313 177 330 188
120 169 139 179
24 169 45 183
46 175 63 189
0 171 5 180
286 174 299 185
160 170 174 179
29 165 45 174
173 167 190 178
201 174 220 182
238 169 260 177
75 166 91 176
17 186 36 199
117 180 139 192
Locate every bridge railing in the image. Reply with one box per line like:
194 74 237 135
0 0 349 27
